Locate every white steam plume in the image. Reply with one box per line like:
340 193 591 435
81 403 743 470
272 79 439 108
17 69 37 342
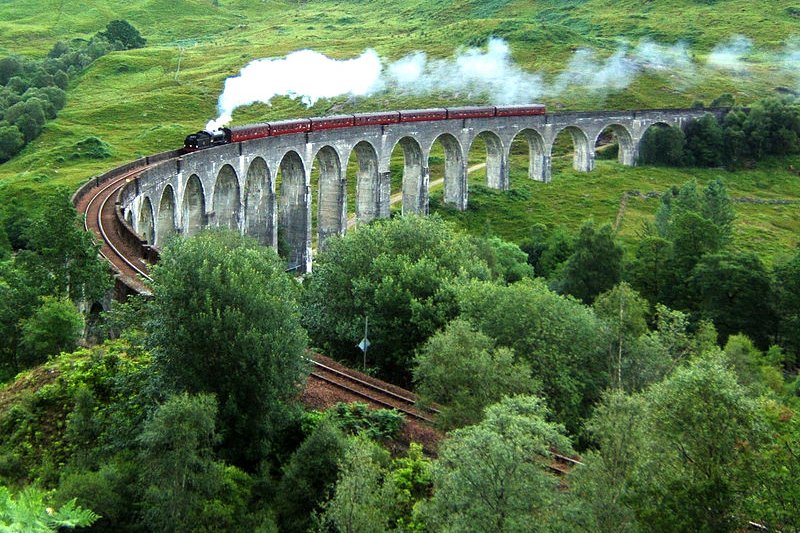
783 38 800 91
206 36 789 129
384 39 545 103
707 35 753 72
208 49 382 129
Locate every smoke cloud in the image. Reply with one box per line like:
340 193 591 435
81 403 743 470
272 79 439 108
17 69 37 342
707 35 753 72
206 36 793 129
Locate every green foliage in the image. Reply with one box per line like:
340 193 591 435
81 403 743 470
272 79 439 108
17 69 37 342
414 318 537 430
458 278 607 432
68 136 111 160
303 215 494 385
18 191 111 303
471 235 533 283
633 355 765 532
138 393 238 533
146 230 308 467
690 251 776 348
627 235 672 304
97 20 146 50
638 125 686 166
423 396 571 533
276 420 348 533
0 123 24 163
327 403 405 441
17 296 84 368
0 484 99 531
560 221 623 304
593 283 651 391
684 113 724 167
55 457 139 532
774 247 800 359
316 436 389 533
566 356 767 533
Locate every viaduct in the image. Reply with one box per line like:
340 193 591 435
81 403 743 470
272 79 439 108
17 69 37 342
117 107 724 273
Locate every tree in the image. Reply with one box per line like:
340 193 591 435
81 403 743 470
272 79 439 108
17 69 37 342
627 235 672 304
139 393 253 533
0 122 24 162
413 318 537 430
774 248 800 360
0 56 21 85
146 231 308 467
702 178 735 244
558 390 645 533
17 296 84 368
98 20 146 50
0 485 98 532
458 278 607 433
303 215 494 385
560 221 623 304
684 113 724 167
316 437 388 533
631 355 765 532
638 125 685 166
690 251 776 348
276 420 348 533
19 192 111 303
423 396 571 533
471 236 533 283
593 283 649 391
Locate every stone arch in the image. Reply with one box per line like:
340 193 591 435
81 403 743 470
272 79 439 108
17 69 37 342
213 164 240 230
468 131 506 190
551 126 593 173
182 174 206 237
277 150 308 271
389 136 426 215
125 209 134 226
509 128 548 182
430 133 466 209
594 124 636 166
313 145 345 249
351 141 381 224
243 157 273 246
156 185 177 246
137 196 155 244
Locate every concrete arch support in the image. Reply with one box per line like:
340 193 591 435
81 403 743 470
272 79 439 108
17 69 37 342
472 131 507 190
156 185 177 246
597 124 636 166
314 146 345 249
182 174 206 237
394 137 427 215
213 164 241 230
137 197 155 245
243 157 274 246
353 141 381 224
433 134 467 210
557 126 593 172
278 151 309 272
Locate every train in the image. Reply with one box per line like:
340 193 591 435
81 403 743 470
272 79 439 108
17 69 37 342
183 104 546 152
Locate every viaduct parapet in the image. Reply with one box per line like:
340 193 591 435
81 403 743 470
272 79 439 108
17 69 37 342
119 107 725 273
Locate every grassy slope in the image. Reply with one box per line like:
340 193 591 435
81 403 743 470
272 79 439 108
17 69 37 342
0 0 798 257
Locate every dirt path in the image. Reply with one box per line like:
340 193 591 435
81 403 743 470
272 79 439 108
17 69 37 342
346 162 487 229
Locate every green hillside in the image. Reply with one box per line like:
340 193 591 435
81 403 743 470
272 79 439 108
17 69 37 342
0 0 798 256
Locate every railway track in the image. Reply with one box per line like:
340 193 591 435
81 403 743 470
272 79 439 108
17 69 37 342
76 165 153 294
308 358 439 424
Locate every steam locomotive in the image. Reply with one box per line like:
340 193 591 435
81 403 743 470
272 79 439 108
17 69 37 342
183 104 546 152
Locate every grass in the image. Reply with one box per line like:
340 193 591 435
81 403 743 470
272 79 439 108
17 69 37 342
430 152 800 266
0 0 798 255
